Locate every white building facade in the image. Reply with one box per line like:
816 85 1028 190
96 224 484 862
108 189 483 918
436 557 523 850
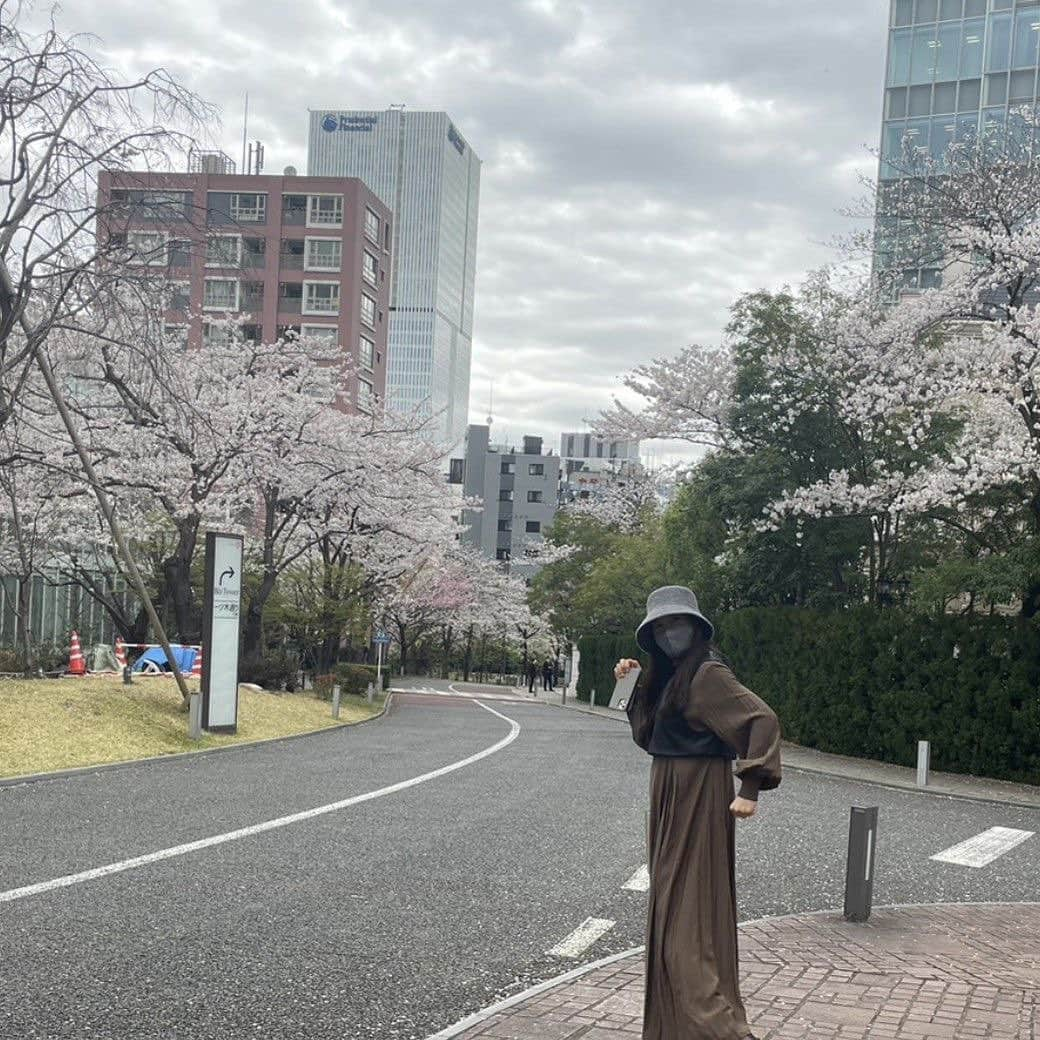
308 109 481 447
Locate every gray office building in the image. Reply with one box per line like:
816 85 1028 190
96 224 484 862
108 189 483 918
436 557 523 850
308 109 481 447
450 425 561 576
878 0 1040 291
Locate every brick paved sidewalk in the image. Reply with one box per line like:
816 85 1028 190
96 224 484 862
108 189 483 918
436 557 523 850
439 903 1039 1039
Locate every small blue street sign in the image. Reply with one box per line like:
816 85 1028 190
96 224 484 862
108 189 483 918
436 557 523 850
373 631 391 645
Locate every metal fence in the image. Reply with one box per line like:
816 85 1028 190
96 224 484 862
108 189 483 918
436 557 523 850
0 571 134 649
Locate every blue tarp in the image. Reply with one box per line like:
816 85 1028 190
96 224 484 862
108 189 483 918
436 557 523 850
132 645 198 673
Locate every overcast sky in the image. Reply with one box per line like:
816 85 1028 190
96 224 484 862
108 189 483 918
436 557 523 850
51 0 888 462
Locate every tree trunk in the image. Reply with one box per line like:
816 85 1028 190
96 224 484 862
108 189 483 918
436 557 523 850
16 573 34 672
161 519 200 641
243 568 278 661
462 625 474 681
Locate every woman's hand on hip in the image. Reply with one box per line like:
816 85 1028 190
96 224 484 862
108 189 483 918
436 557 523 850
614 658 640 680
730 796 757 819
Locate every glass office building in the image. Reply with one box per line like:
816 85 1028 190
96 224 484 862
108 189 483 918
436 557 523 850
878 0 1040 290
308 110 481 448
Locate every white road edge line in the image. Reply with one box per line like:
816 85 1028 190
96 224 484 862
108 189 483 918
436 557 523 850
622 864 650 892
930 826 1034 868
547 917 616 958
0 699 520 907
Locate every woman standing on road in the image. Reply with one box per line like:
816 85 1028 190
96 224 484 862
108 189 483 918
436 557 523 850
615 585 782 1040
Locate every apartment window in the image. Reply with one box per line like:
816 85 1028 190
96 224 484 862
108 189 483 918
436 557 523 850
202 321 233 347
497 518 512 532
203 278 239 311
364 207 380 242
230 193 266 223
280 239 305 268
307 194 343 227
358 378 374 411
496 549 510 562
360 293 376 328
168 238 192 267
529 463 544 476
499 489 513 501
301 323 339 345
162 324 188 350
527 490 543 503
525 521 541 534
168 281 191 311
303 281 340 315
126 230 166 265
362 251 378 285
501 460 515 475
359 334 375 370
304 237 342 271
206 234 241 267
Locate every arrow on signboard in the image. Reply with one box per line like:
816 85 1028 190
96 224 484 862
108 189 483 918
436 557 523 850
219 566 235 586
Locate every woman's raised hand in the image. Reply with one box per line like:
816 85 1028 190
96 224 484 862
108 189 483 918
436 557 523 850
614 658 640 680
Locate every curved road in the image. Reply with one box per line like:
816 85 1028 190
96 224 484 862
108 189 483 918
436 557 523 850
1 685 1037 1039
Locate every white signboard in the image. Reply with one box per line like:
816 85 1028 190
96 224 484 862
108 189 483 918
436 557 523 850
202 532 243 731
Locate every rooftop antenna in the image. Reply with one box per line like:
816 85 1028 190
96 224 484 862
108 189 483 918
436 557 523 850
241 92 249 173
486 381 494 426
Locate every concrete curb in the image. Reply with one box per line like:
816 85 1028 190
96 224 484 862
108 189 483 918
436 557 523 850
541 697 1040 811
424 900 1040 1039
0 692 393 790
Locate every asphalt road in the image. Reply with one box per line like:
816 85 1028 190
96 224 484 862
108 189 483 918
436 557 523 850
1 685 1038 1039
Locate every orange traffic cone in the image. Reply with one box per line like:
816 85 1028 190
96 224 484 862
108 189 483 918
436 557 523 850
191 645 203 679
68 631 87 676
114 637 128 670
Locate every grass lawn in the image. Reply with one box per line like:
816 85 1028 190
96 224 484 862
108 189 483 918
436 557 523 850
0 676 385 779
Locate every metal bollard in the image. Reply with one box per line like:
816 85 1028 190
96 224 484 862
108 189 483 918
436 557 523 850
188 692 202 740
844 806 879 922
332 683 341 719
122 665 132 686
365 681 374 704
917 740 930 787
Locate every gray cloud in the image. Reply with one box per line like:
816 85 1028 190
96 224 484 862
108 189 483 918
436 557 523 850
43 0 889 459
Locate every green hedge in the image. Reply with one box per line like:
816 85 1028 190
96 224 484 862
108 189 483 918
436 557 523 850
576 634 642 706
579 607 1040 784
334 662 388 696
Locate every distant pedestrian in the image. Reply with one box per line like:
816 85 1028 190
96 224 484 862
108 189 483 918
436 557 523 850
616 585 782 1040
541 659 552 691
526 660 537 694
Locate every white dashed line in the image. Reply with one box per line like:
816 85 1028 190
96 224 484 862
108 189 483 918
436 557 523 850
547 917 616 958
0 700 520 906
622 864 650 891
930 826 1034 868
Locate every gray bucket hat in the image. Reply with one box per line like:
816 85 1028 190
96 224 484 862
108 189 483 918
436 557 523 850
635 585 714 654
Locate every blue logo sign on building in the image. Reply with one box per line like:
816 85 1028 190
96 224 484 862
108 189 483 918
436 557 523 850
321 113 379 133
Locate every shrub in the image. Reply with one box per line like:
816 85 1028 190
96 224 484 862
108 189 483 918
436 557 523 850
312 674 336 700
239 650 301 692
334 662 388 696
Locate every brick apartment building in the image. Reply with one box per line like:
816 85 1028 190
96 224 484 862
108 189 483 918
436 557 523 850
97 160 393 413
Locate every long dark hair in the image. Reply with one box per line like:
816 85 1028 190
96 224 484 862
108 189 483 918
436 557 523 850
639 623 721 718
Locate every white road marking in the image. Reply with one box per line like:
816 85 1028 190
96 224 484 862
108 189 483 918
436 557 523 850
930 826 1034 868
547 917 616 958
0 700 520 906
622 864 650 891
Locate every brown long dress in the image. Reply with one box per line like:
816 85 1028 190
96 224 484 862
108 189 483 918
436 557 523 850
626 660 782 1040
